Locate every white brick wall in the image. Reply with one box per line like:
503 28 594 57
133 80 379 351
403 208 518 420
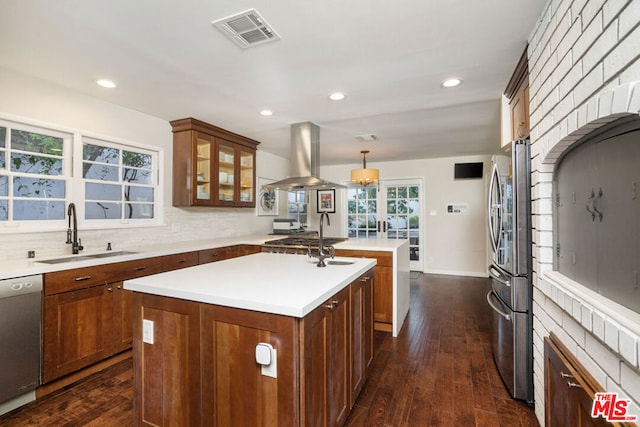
528 0 640 424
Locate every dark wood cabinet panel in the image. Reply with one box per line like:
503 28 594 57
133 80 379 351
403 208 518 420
544 333 630 427
334 249 393 331
112 282 133 354
43 285 113 382
201 305 298 426
132 293 202 426
160 251 199 271
350 270 374 405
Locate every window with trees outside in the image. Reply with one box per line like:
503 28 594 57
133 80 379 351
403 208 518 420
81 138 156 222
0 117 160 230
0 122 70 222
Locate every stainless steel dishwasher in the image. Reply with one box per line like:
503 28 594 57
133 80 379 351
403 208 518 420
0 274 42 403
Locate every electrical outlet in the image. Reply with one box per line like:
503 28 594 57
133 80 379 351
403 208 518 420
143 319 154 344
261 348 277 378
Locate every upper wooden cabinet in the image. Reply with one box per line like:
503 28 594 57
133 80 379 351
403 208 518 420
170 118 260 207
504 48 530 144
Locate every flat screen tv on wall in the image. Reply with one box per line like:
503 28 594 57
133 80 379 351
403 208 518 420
454 162 483 179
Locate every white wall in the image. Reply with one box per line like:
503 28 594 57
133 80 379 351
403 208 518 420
527 0 640 424
319 155 491 276
0 67 288 261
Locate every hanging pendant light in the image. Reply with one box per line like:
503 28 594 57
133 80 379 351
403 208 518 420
351 150 379 186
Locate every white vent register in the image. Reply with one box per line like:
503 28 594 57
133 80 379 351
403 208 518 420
212 9 280 48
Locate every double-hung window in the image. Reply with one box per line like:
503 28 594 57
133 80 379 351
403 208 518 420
0 121 71 225
80 137 157 223
1 116 161 232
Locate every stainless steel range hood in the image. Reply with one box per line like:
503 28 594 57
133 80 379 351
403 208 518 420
264 122 345 191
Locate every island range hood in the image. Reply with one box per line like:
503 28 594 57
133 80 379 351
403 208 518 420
263 122 345 191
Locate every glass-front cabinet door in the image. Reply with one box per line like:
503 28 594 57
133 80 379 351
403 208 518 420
215 140 255 207
195 135 212 203
238 148 255 205
217 142 235 204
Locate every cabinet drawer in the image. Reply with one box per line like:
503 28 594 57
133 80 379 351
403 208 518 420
198 246 237 264
45 257 163 296
162 251 199 271
333 249 392 267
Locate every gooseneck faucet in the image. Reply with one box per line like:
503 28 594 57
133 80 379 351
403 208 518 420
315 212 334 267
66 203 84 254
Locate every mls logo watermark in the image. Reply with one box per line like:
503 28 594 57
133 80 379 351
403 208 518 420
591 392 638 422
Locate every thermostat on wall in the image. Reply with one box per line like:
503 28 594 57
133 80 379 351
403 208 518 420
446 203 469 215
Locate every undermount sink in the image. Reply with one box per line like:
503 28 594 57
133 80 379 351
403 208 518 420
38 255 95 264
89 250 137 258
327 260 355 266
38 250 138 264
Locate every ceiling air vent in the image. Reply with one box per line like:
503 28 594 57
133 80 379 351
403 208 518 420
212 9 280 49
355 134 378 142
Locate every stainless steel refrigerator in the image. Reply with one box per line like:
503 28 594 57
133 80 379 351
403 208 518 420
486 139 533 405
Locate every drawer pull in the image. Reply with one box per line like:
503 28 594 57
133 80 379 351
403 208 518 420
566 381 582 389
178 259 186 263
134 266 147 271
74 276 92 282
325 304 334 310
560 372 574 379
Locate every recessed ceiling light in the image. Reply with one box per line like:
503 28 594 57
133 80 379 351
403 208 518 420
441 78 463 88
96 79 116 88
329 92 346 101
260 109 273 116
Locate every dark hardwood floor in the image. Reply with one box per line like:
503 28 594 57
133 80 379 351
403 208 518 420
0 273 539 426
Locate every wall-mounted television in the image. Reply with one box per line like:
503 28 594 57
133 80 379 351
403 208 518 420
454 162 483 179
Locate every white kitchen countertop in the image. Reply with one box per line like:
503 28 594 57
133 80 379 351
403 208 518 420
124 252 377 317
0 234 405 280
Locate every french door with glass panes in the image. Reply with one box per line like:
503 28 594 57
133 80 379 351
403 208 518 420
346 179 423 271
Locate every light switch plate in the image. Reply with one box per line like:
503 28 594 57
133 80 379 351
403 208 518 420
143 319 154 344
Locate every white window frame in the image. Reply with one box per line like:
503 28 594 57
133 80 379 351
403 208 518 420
0 118 73 232
0 114 163 234
75 135 162 229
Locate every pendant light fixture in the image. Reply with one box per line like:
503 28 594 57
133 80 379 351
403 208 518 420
351 150 379 186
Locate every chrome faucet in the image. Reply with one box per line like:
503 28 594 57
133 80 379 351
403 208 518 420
315 212 334 267
66 203 84 254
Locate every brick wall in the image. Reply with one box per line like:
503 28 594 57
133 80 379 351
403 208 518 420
527 0 640 423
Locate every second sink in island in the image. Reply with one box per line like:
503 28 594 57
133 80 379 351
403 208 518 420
124 252 377 426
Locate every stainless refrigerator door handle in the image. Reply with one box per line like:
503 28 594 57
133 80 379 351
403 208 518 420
487 163 501 253
486 291 512 321
489 266 511 287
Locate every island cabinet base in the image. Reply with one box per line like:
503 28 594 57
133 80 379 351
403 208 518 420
131 268 374 427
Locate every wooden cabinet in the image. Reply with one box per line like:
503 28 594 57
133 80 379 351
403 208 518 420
198 244 261 264
335 249 393 332
350 270 374 404
301 286 350 427
544 333 630 427
161 251 199 271
504 47 529 143
170 117 260 208
43 256 164 382
131 268 375 426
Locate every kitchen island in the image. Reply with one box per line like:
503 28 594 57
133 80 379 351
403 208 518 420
124 252 376 426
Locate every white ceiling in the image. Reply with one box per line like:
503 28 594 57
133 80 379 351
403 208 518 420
0 0 546 166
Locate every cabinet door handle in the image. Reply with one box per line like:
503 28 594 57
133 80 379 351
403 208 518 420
332 299 339 305
383 221 387 232
377 221 381 232
566 381 582 389
134 266 147 271
586 189 596 221
74 276 92 282
560 372 574 379
325 304 334 310
107 287 113 292
359 277 368 282
592 187 603 222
